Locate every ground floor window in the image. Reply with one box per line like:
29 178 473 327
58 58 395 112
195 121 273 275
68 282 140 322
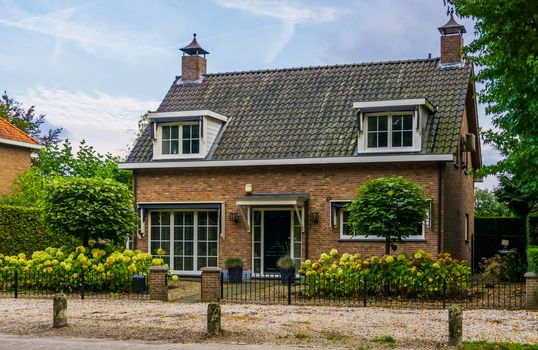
150 210 218 271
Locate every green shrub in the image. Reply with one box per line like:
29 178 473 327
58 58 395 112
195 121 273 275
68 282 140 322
298 249 471 298
527 213 538 246
224 256 244 269
0 205 76 256
480 253 527 282
0 241 166 293
527 246 538 272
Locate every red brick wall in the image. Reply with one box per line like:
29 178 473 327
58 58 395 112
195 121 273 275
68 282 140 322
133 162 449 270
0 144 32 195
442 103 475 263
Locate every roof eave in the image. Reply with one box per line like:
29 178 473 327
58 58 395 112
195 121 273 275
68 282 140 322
0 137 43 150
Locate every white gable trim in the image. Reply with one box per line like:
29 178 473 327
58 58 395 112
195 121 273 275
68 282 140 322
119 154 453 169
148 110 228 122
0 137 42 150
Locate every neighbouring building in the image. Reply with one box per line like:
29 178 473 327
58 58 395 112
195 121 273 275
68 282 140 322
0 118 41 195
121 17 481 275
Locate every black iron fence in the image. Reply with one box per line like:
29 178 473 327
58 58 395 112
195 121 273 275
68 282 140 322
221 273 525 310
0 269 149 299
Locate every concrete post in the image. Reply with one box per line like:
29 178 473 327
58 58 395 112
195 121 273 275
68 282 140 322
53 293 68 328
524 272 538 310
148 266 169 301
448 305 462 347
207 302 222 336
201 267 222 302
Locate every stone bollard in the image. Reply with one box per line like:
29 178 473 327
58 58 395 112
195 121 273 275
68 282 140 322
53 293 68 328
448 305 462 347
207 302 222 336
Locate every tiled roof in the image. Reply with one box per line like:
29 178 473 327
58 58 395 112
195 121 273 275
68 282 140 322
0 118 39 146
127 58 471 162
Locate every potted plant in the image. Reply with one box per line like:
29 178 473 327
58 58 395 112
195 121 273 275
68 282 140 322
224 256 244 284
277 255 296 284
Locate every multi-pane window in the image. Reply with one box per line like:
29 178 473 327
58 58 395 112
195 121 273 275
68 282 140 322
182 124 200 154
161 123 200 155
367 114 414 149
150 210 218 271
150 212 171 265
162 126 179 155
339 207 424 239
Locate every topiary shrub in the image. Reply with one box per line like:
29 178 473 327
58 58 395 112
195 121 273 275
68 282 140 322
527 213 538 246
0 205 75 256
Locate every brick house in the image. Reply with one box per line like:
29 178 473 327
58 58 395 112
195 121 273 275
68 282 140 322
121 17 481 275
0 118 41 195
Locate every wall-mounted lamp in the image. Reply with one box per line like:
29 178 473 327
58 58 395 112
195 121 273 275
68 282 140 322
229 212 239 223
310 212 319 224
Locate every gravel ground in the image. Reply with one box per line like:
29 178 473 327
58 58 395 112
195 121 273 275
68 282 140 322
0 298 536 349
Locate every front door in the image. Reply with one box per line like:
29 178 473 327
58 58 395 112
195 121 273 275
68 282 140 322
263 211 291 272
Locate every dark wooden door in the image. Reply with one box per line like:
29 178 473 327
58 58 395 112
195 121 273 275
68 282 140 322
263 211 290 273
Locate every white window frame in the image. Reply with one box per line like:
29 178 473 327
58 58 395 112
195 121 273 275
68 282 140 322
364 112 419 152
338 206 426 241
148 210 219 273
154 122 204 160
464 213 469 242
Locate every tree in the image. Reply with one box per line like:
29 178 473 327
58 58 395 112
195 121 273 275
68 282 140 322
494 175 538 218
43 177 138 246
443 1 538 196
1 139 132 207
346 177 430 255
474 188 512 217
0 91 63 147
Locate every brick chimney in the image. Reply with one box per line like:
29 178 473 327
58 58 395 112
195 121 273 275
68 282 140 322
179 33 209 81
438 15 466 65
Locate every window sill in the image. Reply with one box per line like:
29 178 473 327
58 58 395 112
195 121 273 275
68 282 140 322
338 238 427 243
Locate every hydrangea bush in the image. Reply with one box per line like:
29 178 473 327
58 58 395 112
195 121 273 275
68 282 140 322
298 249 471 298
0 242 166 293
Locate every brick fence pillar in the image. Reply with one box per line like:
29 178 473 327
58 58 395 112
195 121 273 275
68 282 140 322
524 272 538 310
201 267 222 302
149 266 169 301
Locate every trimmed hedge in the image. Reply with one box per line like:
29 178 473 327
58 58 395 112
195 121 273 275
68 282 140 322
527 212 538 246
0 205 75 256
528 247 538 273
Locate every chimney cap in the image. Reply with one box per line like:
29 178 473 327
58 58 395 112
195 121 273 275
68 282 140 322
438 15 466 35
180 33 210 56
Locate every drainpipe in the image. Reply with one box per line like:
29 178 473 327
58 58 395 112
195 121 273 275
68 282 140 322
437 163 443 254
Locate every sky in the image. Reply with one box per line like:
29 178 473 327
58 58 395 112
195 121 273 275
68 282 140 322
1 0 499 189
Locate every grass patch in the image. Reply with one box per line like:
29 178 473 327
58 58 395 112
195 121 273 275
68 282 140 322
372 335 397 347
461 341 538 350
295 333 309 340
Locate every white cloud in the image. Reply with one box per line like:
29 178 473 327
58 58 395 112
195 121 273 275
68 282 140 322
215 0 343 63
19 87 159 157
0 3 164 60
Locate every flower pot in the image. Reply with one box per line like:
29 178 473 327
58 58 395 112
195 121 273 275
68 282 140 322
279 268 295 284
228 266 243 284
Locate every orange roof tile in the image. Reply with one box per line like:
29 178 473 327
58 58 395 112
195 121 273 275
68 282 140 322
0 118 39 145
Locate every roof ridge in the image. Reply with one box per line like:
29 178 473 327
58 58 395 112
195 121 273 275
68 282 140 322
204 57 442 77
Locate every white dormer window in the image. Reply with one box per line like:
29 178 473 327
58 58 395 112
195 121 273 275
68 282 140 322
354 98 434 153
161 123 200 155
366 113 414 149
150 110 228 160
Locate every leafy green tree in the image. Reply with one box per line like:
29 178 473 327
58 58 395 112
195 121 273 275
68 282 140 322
346 177 430 255
43 177 138 246
1 140 132 207
443 1 538 196
0 91 62 147
494 175 538 218
474 188 512 217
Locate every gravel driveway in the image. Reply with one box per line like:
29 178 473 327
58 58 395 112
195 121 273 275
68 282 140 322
0 298 536 349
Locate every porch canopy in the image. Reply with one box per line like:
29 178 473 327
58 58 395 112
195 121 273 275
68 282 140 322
235 193 309 233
